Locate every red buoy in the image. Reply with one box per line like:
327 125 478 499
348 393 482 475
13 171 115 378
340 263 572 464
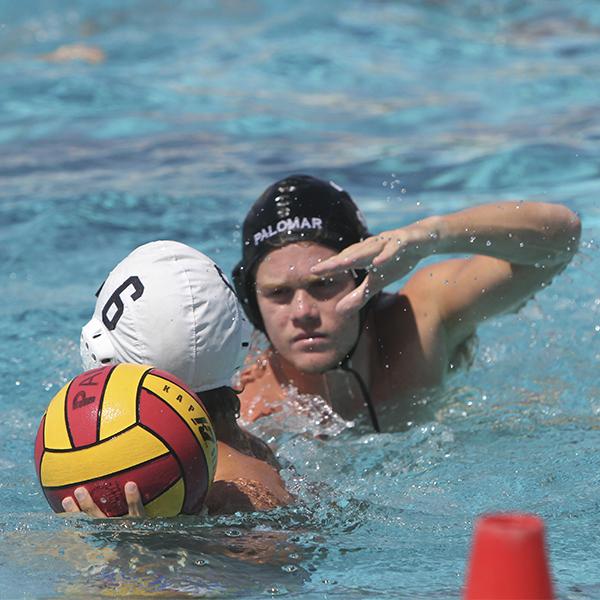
464 513 554 600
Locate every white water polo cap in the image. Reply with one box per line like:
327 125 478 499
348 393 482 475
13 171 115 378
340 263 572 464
80 240 251 392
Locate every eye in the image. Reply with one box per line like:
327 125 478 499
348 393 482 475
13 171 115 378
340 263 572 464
313 278 334 290
313 277 329 287
260 287 293 303
309 276 349 299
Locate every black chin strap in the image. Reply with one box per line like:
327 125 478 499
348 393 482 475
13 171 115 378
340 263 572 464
260 279 382 433
337 301 381 433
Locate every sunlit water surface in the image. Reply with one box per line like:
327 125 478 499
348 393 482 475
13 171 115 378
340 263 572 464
1 1 600 598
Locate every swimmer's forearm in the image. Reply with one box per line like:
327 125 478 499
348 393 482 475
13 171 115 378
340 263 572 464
423 202 581 267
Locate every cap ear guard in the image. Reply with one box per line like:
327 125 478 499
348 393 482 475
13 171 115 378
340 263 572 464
232 260 265 333
237 311 253 363
80 317 117 371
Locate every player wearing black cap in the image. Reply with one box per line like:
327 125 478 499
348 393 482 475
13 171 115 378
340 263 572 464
233 175 370 330
234 174 581 432
233 174 381 430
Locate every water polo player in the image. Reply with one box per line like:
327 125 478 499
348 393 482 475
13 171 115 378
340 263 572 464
62 240 292 517
233 174 581 431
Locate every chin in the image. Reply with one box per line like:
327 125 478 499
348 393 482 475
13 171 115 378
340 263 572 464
289 349 346 374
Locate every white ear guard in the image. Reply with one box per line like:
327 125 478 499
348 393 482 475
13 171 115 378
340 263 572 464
80 317 116 371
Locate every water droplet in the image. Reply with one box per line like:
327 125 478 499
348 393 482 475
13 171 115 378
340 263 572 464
469 236 476 243
519 242 524 247
225 529 241 537
282 564 298 573
267 585 290 596
485 240 492 247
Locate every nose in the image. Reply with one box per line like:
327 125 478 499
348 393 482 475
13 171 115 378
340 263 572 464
290 289 320 326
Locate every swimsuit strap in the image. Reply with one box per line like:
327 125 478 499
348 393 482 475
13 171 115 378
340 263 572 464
339 359 381 433
339 302 381 433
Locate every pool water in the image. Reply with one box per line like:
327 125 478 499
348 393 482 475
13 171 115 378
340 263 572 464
1 1 600 598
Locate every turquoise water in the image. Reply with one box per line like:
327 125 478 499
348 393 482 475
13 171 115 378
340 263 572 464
1 1 600 597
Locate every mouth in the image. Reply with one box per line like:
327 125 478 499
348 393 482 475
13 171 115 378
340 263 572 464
291 332 328 344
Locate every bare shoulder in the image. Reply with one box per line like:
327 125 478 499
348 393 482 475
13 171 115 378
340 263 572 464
371 282 445 347
206 443 292 514
369 288 448 390
401 257 469 303
205 479 287 514
400 258 492 360
239 353 284 422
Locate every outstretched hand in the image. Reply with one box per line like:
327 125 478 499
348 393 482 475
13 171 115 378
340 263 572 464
61 482 145 518
311 223 438 314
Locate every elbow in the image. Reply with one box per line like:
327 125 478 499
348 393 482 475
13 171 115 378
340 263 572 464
563 206 581 255
534 203 581 267
552 205 581 265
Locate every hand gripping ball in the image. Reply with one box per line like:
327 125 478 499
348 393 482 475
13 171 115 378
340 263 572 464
34 364 218 517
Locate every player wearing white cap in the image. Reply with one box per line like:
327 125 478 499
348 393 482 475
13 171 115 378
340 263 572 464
62 240 291 516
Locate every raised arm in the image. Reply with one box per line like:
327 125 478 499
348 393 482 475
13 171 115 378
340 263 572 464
429 201 580 268
312 201 581 351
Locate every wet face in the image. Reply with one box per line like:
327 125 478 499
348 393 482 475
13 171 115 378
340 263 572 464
255 242 360 373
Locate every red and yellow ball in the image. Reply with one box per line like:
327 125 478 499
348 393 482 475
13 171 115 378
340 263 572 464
34 364 217 517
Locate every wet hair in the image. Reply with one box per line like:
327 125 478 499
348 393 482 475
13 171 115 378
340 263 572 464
198 386 281 464
196 387 240 421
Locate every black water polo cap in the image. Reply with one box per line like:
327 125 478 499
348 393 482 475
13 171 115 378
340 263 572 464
232 174 370 332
